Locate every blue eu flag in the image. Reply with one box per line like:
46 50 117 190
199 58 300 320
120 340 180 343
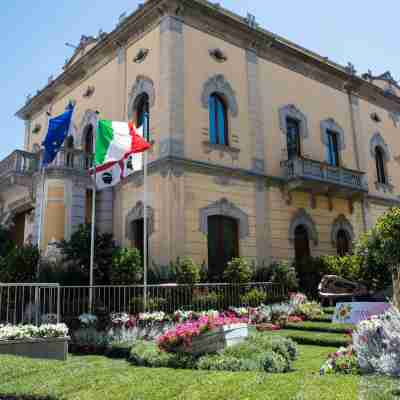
42 104 74 167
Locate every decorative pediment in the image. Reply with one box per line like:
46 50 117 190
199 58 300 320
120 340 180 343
127 76 155 119
320 118 345 151
289 209 318 245
279 104 309 138
125 201 155 239
199 198 249 239
201 75 238 117
370 132 390 161
331 215 354 247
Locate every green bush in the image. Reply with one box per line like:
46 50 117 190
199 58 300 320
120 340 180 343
57 224 117 285
223 258 252 284
197 355 258 372
129 341 196 369
129 296 168 313
262 352 289 373
0 245 40 282
111 248 143 285
148 262 177 284
322 255 362 282
175 257 200 285
240 288 267 307
295 301 324 321
269 261 299 291
190 291 221 310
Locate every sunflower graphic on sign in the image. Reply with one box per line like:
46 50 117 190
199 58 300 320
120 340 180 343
336 304 352 321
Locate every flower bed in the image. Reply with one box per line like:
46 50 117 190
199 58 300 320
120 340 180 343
0 323 69 361
157 313 248 355
130 332 298 373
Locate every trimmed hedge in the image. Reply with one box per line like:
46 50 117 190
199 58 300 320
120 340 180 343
323 307 336 315
284 321 354 334
274 329 351 347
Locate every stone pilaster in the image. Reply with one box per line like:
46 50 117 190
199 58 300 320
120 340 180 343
159 16 185 158
24 120 31 151
246 48 265 173
96 188 114 234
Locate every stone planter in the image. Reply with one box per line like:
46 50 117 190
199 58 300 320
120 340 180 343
175 323 248 356
0 337 69 361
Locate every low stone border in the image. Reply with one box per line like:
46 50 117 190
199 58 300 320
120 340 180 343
0 337 69 361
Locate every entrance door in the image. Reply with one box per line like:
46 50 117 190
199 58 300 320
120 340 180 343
207 216 239 281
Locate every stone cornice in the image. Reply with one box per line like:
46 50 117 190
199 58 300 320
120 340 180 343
16 0 400 120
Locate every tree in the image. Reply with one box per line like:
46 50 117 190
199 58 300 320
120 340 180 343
355 208 400 308
57 224 117 285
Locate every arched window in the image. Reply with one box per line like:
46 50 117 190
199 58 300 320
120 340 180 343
207 215 238 281
336 229 350 257
135 93 150 141
83 125 94 169
209 93 228 146
286 117 301 159
326 130 340 167
294 225 310 263
375 146 387 184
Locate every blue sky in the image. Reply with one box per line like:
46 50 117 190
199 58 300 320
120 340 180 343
0 0 399 159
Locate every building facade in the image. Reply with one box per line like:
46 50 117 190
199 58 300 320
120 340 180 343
2 0 400 275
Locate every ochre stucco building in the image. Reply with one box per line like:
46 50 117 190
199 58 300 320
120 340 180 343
2 0 400 275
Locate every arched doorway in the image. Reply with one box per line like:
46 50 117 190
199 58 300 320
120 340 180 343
207 215 239 281
294 225 311 263
336 229 350 257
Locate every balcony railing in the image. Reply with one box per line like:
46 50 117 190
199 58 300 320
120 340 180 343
281 157 368 193
0 150 38 181
0 148 92 184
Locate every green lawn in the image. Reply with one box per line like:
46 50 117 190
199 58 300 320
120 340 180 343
0 345 361 400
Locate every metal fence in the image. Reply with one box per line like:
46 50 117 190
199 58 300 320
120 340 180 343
0 283 60 326
60 282 286 319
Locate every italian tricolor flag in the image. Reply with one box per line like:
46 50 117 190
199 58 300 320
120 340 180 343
93 120 151 189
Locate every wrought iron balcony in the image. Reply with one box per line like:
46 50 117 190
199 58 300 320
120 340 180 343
281 157 368 196
0 150 38 188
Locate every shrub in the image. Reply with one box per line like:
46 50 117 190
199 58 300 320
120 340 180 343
57 224 117 285
253 261 272 282
111 248 143 285
0 245 40 282
175 257 200 285
262 352 290 373
269 261 299 291
223 258 252 284
148 262 177 284
190 291 221 310
197 355 258 372
294 302 324 321
129 297 168 313
240 288 267 307
129 341 196 369
322 255 362 282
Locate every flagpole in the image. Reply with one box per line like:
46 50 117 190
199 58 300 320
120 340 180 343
89 116 99 313
143 113 149 311
36 112 51 279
